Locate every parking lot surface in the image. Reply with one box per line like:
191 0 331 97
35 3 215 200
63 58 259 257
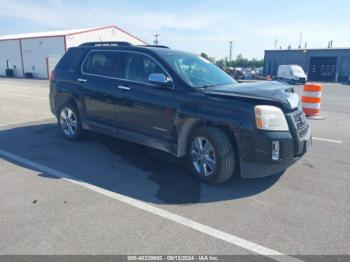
0 79 349 260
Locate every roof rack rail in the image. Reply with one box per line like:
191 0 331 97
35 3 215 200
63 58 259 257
138 45 170 49
79 41 132 47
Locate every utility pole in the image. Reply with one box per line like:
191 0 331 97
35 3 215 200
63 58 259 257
154 34 159 46
298 32 303 49
229 41 233 62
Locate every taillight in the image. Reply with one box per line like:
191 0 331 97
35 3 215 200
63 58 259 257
50 70 56 81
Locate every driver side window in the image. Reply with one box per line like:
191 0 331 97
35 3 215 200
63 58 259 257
124 53 165 83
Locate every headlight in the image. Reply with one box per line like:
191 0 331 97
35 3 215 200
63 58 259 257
255 105 289 131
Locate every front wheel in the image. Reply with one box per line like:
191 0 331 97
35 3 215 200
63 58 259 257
188 126 236 184
58 103 83 140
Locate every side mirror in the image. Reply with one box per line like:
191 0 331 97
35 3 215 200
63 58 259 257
148 73 172 87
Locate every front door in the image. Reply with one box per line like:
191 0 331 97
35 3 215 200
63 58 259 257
115 52 175 141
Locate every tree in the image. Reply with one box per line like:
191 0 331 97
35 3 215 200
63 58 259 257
201 52 263 70
200 52 209 60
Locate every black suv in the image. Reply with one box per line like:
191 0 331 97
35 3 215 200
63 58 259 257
49 42 311 184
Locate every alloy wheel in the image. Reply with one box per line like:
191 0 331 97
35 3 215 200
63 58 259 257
191 136 216 177
60 107 78 137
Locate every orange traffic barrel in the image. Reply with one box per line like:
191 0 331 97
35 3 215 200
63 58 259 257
302 83 322 116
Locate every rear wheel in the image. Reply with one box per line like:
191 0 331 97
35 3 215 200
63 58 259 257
58 103 82 140
188 126 235 184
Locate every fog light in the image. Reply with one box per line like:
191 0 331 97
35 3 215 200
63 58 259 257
272 141 280 161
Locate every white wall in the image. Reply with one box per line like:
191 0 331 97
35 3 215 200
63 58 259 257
21 36 65 78
0 40 23 77
65 26 145 49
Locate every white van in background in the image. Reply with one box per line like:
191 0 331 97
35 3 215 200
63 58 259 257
277 65 307 84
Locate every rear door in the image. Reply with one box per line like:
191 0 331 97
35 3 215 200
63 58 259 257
80 50 122 126
115 51 175 141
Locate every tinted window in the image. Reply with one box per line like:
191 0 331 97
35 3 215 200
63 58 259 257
83 51 120 78
55 48 86 71
124 53 165 83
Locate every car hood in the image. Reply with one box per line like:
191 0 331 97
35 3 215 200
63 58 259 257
203 81 300 110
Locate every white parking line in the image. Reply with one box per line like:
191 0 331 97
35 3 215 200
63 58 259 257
0 91 48 101
0 148 303 262
313 137 343 144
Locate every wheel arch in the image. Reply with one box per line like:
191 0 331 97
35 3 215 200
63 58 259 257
54 93 78 117
176 118 240 161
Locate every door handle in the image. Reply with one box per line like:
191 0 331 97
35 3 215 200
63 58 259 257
118 85 130 91
77 78 87 83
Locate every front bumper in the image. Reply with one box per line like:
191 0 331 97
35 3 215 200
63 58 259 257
239 126 311 179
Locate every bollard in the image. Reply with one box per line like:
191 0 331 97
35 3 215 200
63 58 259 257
302 83 324 119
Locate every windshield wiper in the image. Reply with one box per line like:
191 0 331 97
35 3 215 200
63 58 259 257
198 84 215 88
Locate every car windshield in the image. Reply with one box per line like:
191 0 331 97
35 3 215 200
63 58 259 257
162 53 237 88
292 66 304 74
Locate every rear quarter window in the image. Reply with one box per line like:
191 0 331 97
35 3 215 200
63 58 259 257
55 48 86 71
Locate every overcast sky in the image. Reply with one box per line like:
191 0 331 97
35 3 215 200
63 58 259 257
0 0 349 59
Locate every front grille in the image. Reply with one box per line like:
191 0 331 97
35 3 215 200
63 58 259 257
292 110 309 138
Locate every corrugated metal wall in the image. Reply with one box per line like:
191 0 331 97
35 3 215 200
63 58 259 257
21 36 65 78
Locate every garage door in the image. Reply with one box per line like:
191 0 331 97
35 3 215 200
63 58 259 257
309 56 337 82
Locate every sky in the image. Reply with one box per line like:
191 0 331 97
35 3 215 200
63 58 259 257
0 0 349 59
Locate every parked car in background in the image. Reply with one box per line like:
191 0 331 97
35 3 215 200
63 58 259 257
277 64 307 84
243 68 257 80
225 67 244 80
50 42 311 184
256 67 263 76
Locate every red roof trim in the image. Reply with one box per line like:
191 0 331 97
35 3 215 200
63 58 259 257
65 25 115 36
111 25 147 44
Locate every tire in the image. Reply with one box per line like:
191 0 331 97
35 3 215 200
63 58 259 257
188 126 235 184
57 103 83 141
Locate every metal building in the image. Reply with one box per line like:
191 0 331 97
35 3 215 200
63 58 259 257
0 25 146 79
264 48 350 82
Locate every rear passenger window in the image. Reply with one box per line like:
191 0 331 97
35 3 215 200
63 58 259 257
83 51 120 78
124 53 165 83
